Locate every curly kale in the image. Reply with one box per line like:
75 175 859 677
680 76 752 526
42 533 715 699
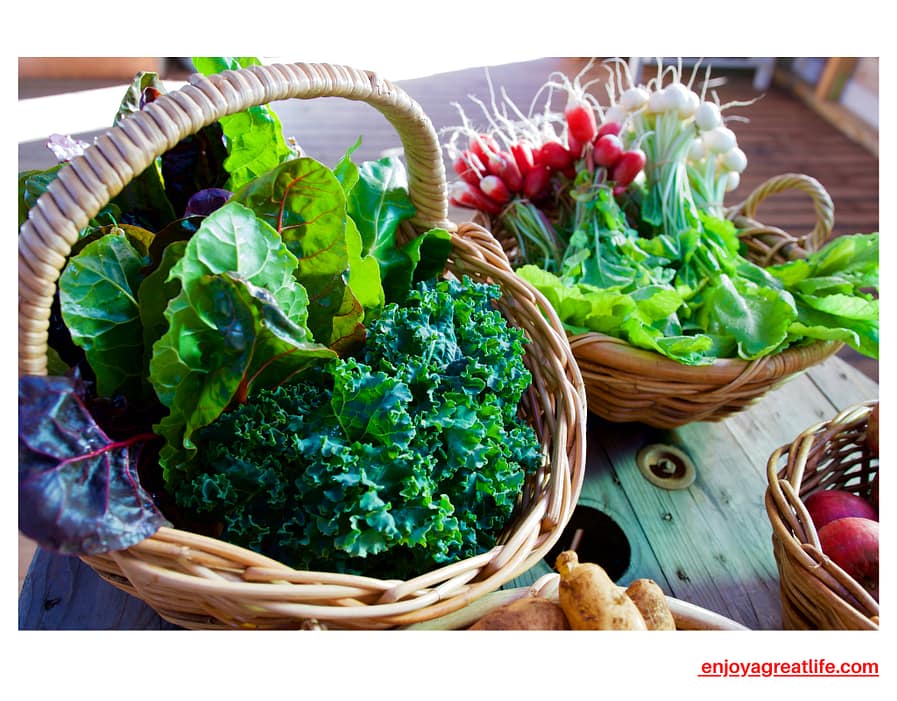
173 277 542 579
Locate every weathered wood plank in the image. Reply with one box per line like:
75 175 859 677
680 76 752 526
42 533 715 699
594 416 782 630
805 354 879 408
507 415 674 593
19 548 178 630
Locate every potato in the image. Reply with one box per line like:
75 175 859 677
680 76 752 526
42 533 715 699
555 550 647 630
467 595 570 630
625 578 676 630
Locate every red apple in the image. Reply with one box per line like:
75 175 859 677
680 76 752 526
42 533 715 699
804 489 877 531
870 473 879 513
817 517 879 601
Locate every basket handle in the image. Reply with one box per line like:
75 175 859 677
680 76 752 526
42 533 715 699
19 62 454 377
725 173 835 266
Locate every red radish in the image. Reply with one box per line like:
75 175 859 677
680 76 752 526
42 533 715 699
804 489 877 531
449 181 502 215
565 97 598 145
593 134 624 168
473 140 523 193
611 149 646 187
452 150 485 188
567 131 584 159
479 174 512 204
468 132 500 166
596 121 622 139
523 165 552 200
537 141 574 173
510 141 535 177
488 151 524 193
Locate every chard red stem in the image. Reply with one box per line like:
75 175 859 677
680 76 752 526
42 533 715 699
55 432 159 468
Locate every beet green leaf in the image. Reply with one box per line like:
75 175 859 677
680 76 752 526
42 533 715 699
18 375 169 555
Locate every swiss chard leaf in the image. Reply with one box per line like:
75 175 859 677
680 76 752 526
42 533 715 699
59 232 151 401
346 155 417 255
149 203 336 482
342 152 450 303
378 228 453 304
138 240 186 368
232 156 370 346
18 375 169 555
191 57 296 191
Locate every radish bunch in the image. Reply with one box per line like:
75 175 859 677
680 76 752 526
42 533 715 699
449 131 554 215
442 58 757 275
444 66 647 217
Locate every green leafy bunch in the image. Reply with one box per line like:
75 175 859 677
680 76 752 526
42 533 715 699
175 277 541 579
517 176 879 365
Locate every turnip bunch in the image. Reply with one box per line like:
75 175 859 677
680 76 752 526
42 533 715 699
601 58 752 236
686 107 749 217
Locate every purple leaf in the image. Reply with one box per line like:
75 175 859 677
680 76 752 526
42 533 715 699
18 375 169 556
184 187 232 217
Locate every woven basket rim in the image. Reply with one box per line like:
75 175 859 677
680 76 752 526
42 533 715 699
569 329 841 384
18 61 588 629
488 171 844 428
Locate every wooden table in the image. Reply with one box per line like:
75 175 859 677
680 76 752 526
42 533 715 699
19 354 877 630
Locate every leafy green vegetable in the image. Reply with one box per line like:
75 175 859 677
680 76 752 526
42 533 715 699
336 143 453 304
18 375 169 555
191 57 296 191
170 277 540 579
514 170 879 364
231 156 370 347
19 62 460 566
58 231 152 400
767 233 880 359
149 202 337 481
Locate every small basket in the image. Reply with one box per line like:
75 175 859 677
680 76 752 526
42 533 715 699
497 173 842 428
18 62 587 629
764 401 879 630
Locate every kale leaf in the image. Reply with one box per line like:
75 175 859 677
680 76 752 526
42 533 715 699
170 277 541 579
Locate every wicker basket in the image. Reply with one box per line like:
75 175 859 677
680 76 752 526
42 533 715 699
492 173 843 428
18 62 587 630
765 401 879 630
